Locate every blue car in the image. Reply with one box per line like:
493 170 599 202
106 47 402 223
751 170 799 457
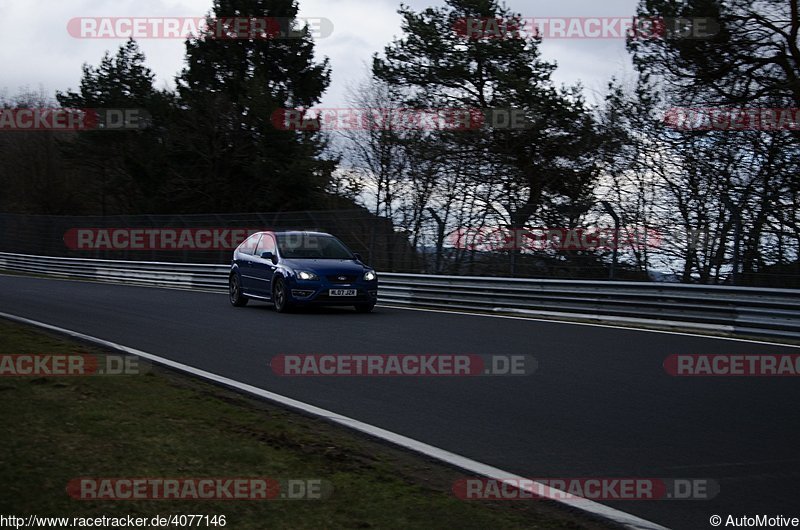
229 231 378 313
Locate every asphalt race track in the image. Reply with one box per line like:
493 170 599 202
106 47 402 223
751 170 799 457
2 274 799 530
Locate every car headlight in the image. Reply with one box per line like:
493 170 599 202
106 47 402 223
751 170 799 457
364 270 377 281
297 271 319 281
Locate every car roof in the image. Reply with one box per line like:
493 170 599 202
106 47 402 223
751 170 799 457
262 230 333 237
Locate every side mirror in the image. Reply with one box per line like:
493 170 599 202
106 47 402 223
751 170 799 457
353 253 362 262
261 251 277 264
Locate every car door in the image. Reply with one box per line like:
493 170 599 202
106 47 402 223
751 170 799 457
236 233 262 292
252 233 277 296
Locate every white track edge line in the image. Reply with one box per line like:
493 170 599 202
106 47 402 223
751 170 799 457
0 311 668 530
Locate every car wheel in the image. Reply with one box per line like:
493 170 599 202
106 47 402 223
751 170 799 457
273 277 292 313
354 302 375 313
229 273 248 307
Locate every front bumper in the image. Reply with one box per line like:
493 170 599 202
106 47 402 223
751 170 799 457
287 277 378 305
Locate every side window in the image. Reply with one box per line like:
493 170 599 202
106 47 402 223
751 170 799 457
255 234 276 257
239 233 261 255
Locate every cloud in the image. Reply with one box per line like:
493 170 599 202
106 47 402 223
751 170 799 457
0 0 640 105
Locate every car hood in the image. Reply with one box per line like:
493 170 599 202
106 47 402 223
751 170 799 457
281 259 367 275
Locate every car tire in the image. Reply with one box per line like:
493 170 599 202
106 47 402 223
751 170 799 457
354 302 375 313
273 277 292 313
229 273 249 307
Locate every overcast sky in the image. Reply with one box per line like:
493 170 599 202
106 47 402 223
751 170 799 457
0 0 640 107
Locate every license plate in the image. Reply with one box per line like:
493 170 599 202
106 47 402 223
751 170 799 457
329 289 357 297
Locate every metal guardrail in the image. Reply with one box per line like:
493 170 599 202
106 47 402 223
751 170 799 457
2 251 799 339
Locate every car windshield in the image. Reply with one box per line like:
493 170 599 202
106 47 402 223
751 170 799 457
276 234 354 259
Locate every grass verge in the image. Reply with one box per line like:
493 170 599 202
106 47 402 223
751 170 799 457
0 319 614 529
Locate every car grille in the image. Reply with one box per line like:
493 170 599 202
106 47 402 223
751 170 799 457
327 274 357 283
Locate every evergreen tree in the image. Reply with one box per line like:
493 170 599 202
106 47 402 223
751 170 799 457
373 0 603 230
56 39 170 214
172 0 333 212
